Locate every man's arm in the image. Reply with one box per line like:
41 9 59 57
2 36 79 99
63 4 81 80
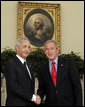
5 60 33 101
70 59 82 106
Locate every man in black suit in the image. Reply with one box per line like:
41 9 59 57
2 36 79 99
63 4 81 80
5 37 41 106
37 40 82 106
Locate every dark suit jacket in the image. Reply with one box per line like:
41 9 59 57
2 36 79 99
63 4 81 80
37 57 82 106
5 56 36 106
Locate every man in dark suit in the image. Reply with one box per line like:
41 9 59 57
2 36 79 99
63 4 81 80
37 40 82 106
5 37 41 106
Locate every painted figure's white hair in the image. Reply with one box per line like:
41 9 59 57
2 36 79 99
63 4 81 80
34 17 44 26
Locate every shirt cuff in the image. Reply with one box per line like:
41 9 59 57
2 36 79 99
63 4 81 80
31 94 36 101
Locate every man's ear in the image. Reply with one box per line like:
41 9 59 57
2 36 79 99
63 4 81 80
15 46 19 52
57 48 60 54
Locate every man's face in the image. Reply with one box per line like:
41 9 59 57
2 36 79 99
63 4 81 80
34 21 41 30
44 42 59 61
16 40 30 59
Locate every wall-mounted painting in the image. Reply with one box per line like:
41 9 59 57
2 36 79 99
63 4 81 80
17 2 61 51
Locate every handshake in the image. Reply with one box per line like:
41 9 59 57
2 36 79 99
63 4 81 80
32 93 41 105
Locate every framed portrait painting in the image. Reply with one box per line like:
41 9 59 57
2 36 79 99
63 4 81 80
17 2 61 51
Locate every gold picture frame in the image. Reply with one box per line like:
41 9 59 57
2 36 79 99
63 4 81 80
17 2 61 51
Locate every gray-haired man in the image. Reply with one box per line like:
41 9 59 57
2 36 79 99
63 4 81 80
5 37 41 106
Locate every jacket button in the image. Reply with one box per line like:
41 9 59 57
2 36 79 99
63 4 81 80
56 90 58 94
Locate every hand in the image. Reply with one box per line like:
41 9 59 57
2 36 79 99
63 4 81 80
34 94 41 105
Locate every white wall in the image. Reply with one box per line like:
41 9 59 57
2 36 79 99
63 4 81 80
1 1 84 59
1 1 17 50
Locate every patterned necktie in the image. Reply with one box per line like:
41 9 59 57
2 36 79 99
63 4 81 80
24 61 27 70
52 61 57 87
24 61 32 79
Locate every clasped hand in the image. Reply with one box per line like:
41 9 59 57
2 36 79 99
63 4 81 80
33 93 41 105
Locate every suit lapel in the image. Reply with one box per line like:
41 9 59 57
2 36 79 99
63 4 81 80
57 57 64 85
14 56 33 80
45 62 56 89
27 62 34 81
57 57 64 70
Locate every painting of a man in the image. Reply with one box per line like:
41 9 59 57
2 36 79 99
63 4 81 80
32 17 47 42
24 9 54 47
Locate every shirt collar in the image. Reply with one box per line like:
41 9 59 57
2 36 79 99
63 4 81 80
16 54 26 64
49 57 58 66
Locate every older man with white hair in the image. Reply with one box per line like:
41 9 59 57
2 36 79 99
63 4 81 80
5 37 41 106
33 17 47 42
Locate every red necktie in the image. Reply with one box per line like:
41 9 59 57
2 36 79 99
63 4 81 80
52 61 57 87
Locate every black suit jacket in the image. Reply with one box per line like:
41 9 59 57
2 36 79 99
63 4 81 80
5 56 36 106
37 57 82 106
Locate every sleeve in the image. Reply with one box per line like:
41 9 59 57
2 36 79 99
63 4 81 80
37 66 45 99
69 59 83 106
31 94 36 101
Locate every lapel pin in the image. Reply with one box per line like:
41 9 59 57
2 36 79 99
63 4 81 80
61 64 64 67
